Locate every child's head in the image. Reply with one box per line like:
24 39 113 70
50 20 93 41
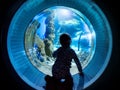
60 33 71 48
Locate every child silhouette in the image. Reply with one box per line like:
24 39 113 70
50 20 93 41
51 33 83 90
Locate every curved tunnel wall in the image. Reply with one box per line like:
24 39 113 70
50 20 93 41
7 0 112 89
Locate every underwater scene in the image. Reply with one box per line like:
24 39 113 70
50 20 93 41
25 6 96 76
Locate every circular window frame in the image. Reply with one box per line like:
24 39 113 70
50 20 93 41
7 0 112 89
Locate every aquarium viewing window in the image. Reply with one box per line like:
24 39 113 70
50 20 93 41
7 0 112 90
24 6 96 76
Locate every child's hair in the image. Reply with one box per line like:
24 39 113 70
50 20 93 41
60 33 71 48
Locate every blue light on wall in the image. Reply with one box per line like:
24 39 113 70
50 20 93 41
7 0 112 89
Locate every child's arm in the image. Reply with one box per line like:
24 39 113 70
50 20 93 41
73 51 83 76
74 56 83 73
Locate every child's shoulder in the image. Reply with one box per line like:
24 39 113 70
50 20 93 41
68 47 75 52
